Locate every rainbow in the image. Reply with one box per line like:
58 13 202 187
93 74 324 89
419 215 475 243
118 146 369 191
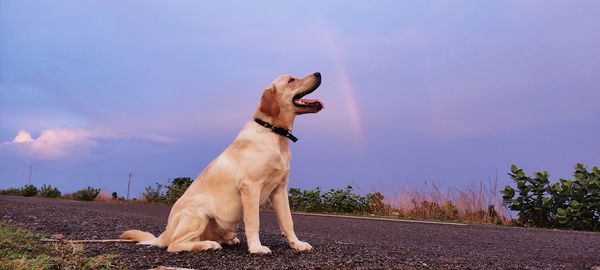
321 31 364 141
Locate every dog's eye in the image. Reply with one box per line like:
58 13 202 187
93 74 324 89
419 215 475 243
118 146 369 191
288 78 295 83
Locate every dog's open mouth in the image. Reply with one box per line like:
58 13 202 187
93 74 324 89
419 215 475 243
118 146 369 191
292 87 323 111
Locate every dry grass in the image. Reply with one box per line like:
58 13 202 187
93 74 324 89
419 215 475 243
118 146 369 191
388 178 510 224
94 192 113 203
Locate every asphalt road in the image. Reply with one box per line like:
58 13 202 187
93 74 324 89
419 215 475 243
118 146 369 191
1 196 598 269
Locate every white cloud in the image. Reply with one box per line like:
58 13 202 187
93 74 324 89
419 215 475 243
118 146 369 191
12 129 34 143
2 128 178 160
2 128 95 160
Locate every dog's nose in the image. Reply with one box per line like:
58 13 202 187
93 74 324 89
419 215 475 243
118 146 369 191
313 72 321 79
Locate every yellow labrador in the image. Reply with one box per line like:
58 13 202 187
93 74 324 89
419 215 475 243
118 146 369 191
121 72 323 254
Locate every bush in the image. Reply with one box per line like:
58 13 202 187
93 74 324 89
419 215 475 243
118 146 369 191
165 177 193 204
142 177 193 204
73 186 101 201
21 185 38 197
322 185 370 213
502 164 600 231
39 184 61 198
143 183 166 203
289 187 324 212
288 185 383 214
111 192 118 200
0 187 23 196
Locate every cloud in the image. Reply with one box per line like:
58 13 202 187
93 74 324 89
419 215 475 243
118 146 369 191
2 129 95 160
2 128 178 160
89 128 180 144
138 134 179 144
12 129 34 143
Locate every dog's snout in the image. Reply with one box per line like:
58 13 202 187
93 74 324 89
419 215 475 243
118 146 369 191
313 72 321 79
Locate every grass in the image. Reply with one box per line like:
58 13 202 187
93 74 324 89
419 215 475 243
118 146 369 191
94 192 114 203
387 178 511 224
0 224 122 270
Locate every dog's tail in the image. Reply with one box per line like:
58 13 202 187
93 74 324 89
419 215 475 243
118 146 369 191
120 230 164 246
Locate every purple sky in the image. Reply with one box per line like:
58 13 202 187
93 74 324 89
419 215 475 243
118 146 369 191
1 1 599 198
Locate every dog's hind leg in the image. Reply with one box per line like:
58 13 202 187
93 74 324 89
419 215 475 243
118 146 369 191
166 210 222 252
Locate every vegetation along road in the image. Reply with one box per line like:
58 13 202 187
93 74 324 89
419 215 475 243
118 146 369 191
1 196 599 269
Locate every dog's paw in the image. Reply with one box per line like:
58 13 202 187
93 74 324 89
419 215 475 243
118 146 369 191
289 240 313 251
223 237 240 245
249 245 272 254
190 241 222 251
205 241 223 251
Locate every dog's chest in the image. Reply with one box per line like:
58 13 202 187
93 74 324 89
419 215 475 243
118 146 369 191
258 144 291 194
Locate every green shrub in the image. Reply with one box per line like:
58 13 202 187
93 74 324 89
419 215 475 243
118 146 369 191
289 187 323 212
73 186 101 201
39 184 61 198
0 187 23 196
142 177 193 204
288 185 381 214
21 185 38 197
322 185 369 213
288 188 303 210
502 164 600 231
142 183 166 203
165 177 193 204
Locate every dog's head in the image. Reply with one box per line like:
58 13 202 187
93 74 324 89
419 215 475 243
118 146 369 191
255 72 323 129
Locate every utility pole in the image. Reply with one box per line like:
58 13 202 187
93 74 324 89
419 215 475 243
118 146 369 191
127 172 132 200
28 163 33 185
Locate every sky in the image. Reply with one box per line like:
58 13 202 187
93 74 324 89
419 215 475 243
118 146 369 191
1 1 599 198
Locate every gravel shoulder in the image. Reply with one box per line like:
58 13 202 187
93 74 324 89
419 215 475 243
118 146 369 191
1 196 599 269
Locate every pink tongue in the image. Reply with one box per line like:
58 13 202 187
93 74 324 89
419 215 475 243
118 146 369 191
301 98 324 108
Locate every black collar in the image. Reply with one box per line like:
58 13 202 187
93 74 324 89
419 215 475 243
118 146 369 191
254 118 298 143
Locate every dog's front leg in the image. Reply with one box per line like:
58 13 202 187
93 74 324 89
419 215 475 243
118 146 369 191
270 182 313 251
240 182 271 254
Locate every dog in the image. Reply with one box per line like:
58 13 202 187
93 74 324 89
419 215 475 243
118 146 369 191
121 72 323 254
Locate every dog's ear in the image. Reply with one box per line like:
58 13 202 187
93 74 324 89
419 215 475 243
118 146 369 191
259 86 280 117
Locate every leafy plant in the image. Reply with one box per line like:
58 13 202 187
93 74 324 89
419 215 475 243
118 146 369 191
288 185 382 214
39 184 61 198
552 164 600 230
142 183 166 203
502 164 600 231
502 165 554 227
142 177 193 204
165 177 193 204
322 185 370 213
289 187 324 212
21 185 38 197
0 187 23 196
73 186 101 201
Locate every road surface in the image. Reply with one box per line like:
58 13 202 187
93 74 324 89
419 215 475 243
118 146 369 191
1 196 598 269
